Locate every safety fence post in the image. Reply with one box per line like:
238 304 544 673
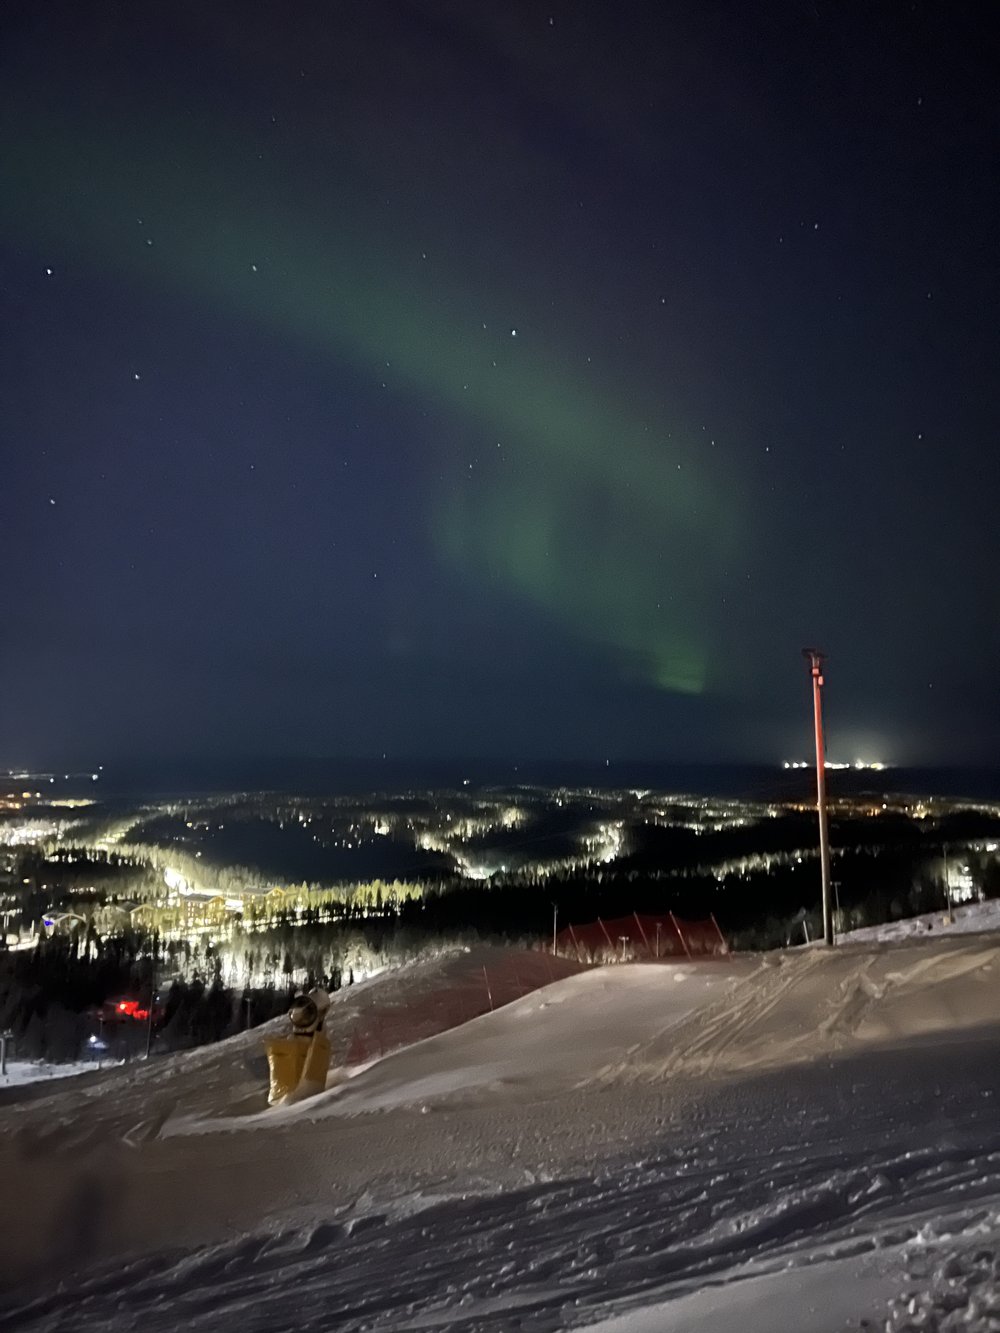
669 912 692 958
709 913 728 954
597 918 615 957
632 912 651 957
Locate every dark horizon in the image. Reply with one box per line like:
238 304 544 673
11 752 1000 805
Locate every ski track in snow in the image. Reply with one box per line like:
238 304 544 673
2 938 1000 1332
7 1054 1000 1333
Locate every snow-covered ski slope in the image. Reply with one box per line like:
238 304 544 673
841 894 1000 944
0 1058 101 1089
2 935 1000 1332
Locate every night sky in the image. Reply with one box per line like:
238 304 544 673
3 3 998 769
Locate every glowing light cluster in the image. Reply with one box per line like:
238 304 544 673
0 819 61 846
582 820 626 865
782 760 888 771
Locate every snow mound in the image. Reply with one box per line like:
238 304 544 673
168 958 753 1129
0 945 584 1139
609 933 1000 1082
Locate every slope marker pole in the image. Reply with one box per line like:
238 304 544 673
803 648 834 946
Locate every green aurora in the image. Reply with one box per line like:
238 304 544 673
9 107 740 694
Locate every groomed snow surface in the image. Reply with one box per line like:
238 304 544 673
841 895 1000 945
0 1059 101 1088
2 931 1000 1332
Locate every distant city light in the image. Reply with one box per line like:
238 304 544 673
782 760 888 771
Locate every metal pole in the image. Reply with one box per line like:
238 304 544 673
551 902 558 956
942 842 953 919
804 649 834 945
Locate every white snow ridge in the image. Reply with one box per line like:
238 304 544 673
2 935 1000 1332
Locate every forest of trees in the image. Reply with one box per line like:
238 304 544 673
4 804 1000 1062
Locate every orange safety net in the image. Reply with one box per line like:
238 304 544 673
555 912 727 962
342 952 579 1068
